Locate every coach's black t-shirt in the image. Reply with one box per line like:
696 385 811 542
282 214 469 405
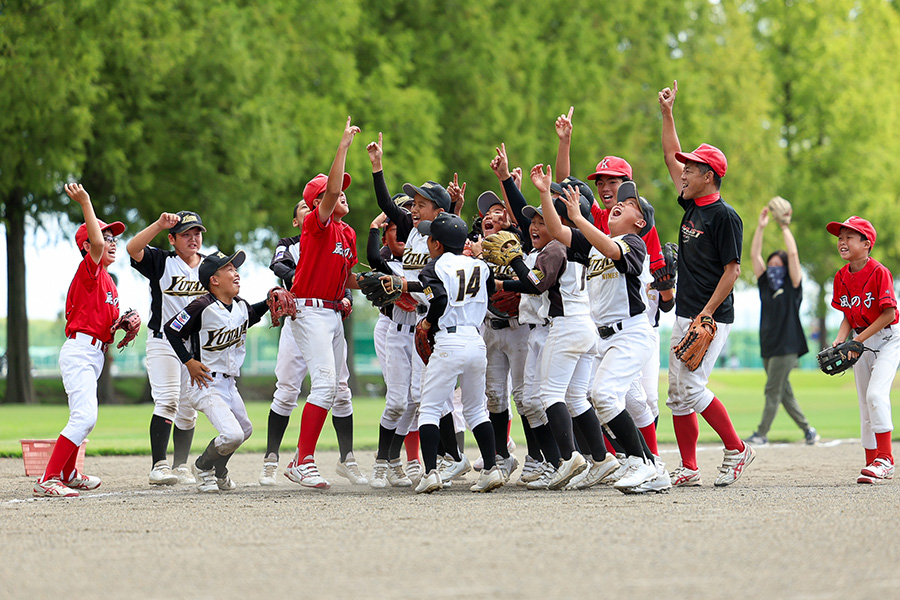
758 274 808 358
676 193 743 323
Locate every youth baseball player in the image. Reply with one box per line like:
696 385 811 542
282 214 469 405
826 216 899 483
127 210 207 486
164 250 270 492
259 200 364 487
659 80 755 487
414 212 504 494
34 183 127 498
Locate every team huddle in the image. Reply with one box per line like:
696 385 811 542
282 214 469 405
32 81 898 498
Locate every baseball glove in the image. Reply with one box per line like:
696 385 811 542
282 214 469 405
652 242 678 291
414 320 436 365
393 292 418 312
767 196 792 227
490 290 520 318
357 271 403 308
267 287 297 327
481 231 523 266
817 340 875 375
111 308 141 351
673 315 717 371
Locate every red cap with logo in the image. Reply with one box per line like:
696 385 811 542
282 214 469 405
75 220 126 249
302 173 352 210
826 216 877 248
587 156 633 181
675 144 727 178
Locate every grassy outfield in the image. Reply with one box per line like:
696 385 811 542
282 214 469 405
1 369 895 457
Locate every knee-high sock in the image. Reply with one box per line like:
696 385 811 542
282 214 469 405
172 425 195 467
673 413 700 470
389 432 406 461
332 414 354 462
456 430 466 453
700 397 742 451
213 452 234 478
43 435 78 483
419 424 441 472
297 403 328 461
521 415 543 462
265 410 290 458
376 424 395 461
875 431 893 463
639 424 659 456
572 409 609 461
545 403 575 461
604 410 646 459
149 415 173 466
472 422 497 470
439 414 462 461
572 419 589 456
405 431 420 462
490 410 510 458
865 448 878 465
195 439 222 471
532 424 561 467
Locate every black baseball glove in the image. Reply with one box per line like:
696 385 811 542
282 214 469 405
651 242 677 291
357 271 403 308
816 340 876 375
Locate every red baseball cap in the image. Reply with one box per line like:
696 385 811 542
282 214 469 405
75 219 125 249
826 216 877 248
302 172 352 210
587 156 633 181
675 143 727 178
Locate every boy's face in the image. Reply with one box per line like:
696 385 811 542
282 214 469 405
426 236 443 259
607 198 645 236
211 263 240 297
529 214 552 250
293 202 311 230
334 192 350 219
384 222 405 258
168 228 203 258
482 205 510 236
594 175 626 210
412 195 440 225
99 233 118 266
838 227 870 261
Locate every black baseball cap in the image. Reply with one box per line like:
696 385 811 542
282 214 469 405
477 191 503 216
616 181 655 237
402 181 452 212
199 249 245 289
550 177 596 204
170 211 207 235
522 204 543 221
416 213 468 250
392 192 414 208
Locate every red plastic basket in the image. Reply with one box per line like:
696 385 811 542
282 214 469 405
20 439 88 477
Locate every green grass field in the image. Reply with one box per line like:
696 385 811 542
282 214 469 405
0 369 894 457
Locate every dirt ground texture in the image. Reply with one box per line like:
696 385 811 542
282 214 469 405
1 441 898 600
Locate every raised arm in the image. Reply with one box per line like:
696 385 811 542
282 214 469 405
65 183 104 265
554 106 574 181
126 212 181 262
531 164 571 247
560 186 619 259
319 116 360 223
750 207 768 279
779 210 802 288
658 80 684 190
448 173 466 216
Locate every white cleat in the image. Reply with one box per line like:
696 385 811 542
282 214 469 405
470 466 504 493
335 452 369 485
614 456 658 490
149 461 178 486
577 453 620 489
259 453 278 486
415 469 443 494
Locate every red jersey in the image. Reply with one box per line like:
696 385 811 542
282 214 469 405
592 204 665 272
65 253 120 343
831 258 898 330
291 208 357 302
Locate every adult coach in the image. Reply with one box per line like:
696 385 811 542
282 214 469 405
745 203 818 446
658 80 755 487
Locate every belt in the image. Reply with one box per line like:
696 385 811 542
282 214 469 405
528 321 549 330
489 318 511 330
396 323 415 334
151 331 164 339
855 325 892 335
598 322 624 339
209 372 232 379
296 298 341 311
416 305 428 315
446 326 457 333
68 332 109 353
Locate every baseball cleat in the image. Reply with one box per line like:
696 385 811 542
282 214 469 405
216 474 237 491
743 432 767 446
370 459 389 489
565 459 591 490
405 459 423 486
526 464 555 490
669 463 702 487
63 471 102 491
149 461 178 486
173 464 196 485
548 451 587 490
192 461 219 493
387 459 412 487
439 455 471 482
857 474 878 484
415 469 443 494
614 456 658 490
498 453 519 481
259 453 278 486
577 453 620 489
470 466 504 493
714 443 756 487
33 479 79 498
285 456 331 490
517 455 543 485
804 427 820 446
335 452 368 485
860 457 894 480
622 462 672 494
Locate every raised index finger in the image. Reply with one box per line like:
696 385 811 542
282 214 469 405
567 106 574 120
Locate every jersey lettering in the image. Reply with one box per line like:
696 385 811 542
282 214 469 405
203 322 248 352
332 242 353 259
681 220 704 240
455 267 482 302
402 246 430 270
105 291 119 307
163 275 206 297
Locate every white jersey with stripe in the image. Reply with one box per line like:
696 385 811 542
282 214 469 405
517 249 545 325
538 245 590 321
401 227 432 306
131 247 206 333
580 232 648 326
427 253 490 331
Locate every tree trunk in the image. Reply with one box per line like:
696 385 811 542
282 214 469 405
4 190 35 404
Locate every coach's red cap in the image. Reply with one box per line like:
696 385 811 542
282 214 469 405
826 216 877 248
675 144 727 178
587 156 633 181
302 173 352 210
75 220 125 249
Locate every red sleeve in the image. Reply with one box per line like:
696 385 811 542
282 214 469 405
306 207 331 235
644 226 665 272
591 204 610 234
875 265 898 310
345 225 358 268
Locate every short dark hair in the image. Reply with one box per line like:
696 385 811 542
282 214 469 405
696 162 722 190
766 249 790 278
293 201 304 220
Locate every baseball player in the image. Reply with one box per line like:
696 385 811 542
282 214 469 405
826 216 899 483
259 200 364 487
659 80 754 487
33 183 125 497
366 132 468 483
284 117 367 490
164 250 270 492
414 212 504 494
127 210 207 486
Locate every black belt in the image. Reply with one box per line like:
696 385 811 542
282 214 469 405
396 324 415 334
445 326 457 334
598 322 624 339
855 325 890 335
209 372 232 379
151 331 164 339
416 305 428 315
489 318 511 330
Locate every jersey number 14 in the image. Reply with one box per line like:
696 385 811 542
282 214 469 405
455 267 481 302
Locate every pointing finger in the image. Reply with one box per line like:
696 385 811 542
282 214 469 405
567 106 574 120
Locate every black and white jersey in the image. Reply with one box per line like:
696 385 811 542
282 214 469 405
516 250 545 325
271 235 301 288
420 253 492 331
164 293 267 377
571 230 647 326
131 247 206 333
402 228 432 306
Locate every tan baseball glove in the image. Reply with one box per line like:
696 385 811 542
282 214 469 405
481 231 523 266
767 196 792 227
673 315 717 371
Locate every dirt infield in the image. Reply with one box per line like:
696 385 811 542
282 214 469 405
1 441 898 600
